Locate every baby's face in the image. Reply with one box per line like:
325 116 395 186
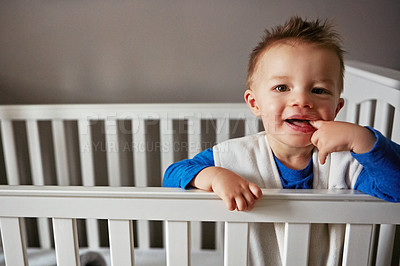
245 41 344 149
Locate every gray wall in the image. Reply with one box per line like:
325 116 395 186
1 0 399 104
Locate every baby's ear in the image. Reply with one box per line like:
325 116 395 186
335 98 345 117
244 89 261 117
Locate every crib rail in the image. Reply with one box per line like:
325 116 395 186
342 62 400 265
1 186 399 266
0 103 259 251
0 103 258 186
342 61 400 142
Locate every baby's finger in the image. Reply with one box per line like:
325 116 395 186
310 131 319 147
242 191 256 210
223 197 236 211
235 196 249 211
249 183 262 200
246 200 256 211
309 120 324 129
318 151 327 165
242 189 254 201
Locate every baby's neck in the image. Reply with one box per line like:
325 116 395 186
274 152 312 170
268 137 314 170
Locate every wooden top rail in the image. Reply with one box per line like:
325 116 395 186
0 185 388 200
346 60 400 89
0 103 253 120
0 186 399 224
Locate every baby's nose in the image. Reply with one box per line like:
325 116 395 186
290 92 313 108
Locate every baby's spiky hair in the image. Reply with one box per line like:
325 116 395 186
247 16 345 92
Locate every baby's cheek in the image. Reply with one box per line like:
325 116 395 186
260 114 280 133
258 102 284 132
328 111 338 121
321 107 338 121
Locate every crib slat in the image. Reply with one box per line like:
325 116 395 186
0 120 26 254
283 223 310 266
78 119 95 186
216 117 230 143
26 120 52 249
343 223 373 266
35 218 52 250
392 109 400 143
216 222 225 253
358 101 375 127
132 118 150 249
245 117 259 136
0 120 20 185
53 218 80 266
189 221 201 251
373 101 392 137
78 119 100 248
166 221 190 266
132 118 148 187
160 118 174 183
0 217 28 266
187 117 201 159
108 219 135 266
346 101 358 124
375 224 396 266
26 120 45 185
187 118 202 251
214 115 229 254
84 219 100 249
105 119 121 186
215 117 230 256
52 120 70 185
224 222 248 266
136 220 150 249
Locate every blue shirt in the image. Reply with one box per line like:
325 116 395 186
163 128 400 202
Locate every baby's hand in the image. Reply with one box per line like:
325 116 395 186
192 167 262 211
310 120 376 164
211 169 262 211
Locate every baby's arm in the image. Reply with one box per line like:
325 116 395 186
352 129 400 202
163 148 214 188
310 120 400 202
310 120 376 164
163 148 262 211
191 167 262 211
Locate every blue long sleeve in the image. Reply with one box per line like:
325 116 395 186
162 128 400 203
162 147 314 189
353 127 400 202
163 148 214 188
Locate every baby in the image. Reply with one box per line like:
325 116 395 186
163 16 400 265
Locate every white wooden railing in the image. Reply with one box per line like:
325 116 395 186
0 103 259 251
0 61 399 265
0 186 399 266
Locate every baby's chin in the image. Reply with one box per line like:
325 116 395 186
288 139 314 149
285 132 315 147
267 132 314 149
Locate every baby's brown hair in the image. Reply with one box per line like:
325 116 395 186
247 16 345 92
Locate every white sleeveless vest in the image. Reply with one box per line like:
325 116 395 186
213 132 363 266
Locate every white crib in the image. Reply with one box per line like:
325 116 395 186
0 61 399 266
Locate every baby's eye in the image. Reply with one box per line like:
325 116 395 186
274 85 289 92
312 88 330 94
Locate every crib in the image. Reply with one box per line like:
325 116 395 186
0 60 399 266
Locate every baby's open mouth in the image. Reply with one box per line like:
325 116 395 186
285 119 312 126
284 119 317 131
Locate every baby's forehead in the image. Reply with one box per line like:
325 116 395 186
252 43 343 90
260 41 337 61
260 42 339 69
